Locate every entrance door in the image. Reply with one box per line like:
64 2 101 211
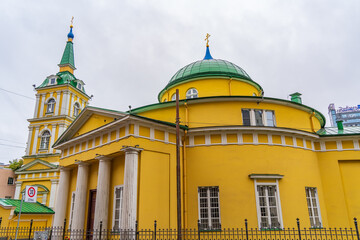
87 189 97 238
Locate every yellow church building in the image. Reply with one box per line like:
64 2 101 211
1 23 360 234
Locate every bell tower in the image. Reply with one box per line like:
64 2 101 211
14 21 90 211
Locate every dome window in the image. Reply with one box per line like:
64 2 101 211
77 83 82 90
49 77 57 85
171 93 177 101
186 88 198 99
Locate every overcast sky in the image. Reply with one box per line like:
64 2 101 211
1 0 359 163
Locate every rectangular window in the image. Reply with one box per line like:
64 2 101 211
68 192 76 228
255 110 264 126
265 111 275 127
256 185 282 229
113 186 124 230
7 177 14 185
306 187 322 228
242 109 251 126
198 186 221 230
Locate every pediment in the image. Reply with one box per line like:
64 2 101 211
16 159 58 173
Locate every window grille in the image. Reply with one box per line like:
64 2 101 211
113 186 124 230
257 185 281 229
186 88 198 99
306 187 322 228
40 130 51 150
198 186 221 230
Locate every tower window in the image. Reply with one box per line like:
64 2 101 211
49 77 57 85
186 88 198 99
73 102 81 117
39 130 51 150
46 99 56 114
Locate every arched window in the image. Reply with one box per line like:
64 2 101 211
73 102 81 117
46 99 56 113
40 130 51 150
171 93 177 101
186 88 198 99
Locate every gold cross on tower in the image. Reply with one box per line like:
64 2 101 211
205 33 211 47
70 16 74 27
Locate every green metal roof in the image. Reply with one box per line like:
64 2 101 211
317 126 360 136
0 198 54 215
59 41 75 69
158 59 263 101
36 71 87 94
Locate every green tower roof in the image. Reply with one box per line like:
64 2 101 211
59 41 75 69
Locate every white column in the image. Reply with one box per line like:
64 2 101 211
69 93 74 117
39 94 46 117
93 156 112 230
25 127 34 155
61 91 69 115
55 91 61 115
14 181 22 199
49 124 57 153
32 126 40 155
33 94 40 118
53 168 71 227
120 147 143 230
49 179 59 208
72 162 89 230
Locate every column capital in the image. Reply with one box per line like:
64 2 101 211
75 160 90 167
15 181 22 186
95 155 112 162
121 146 143 154
50 179 59 183
59 166 71 172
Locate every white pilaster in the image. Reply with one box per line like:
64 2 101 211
49 179 59 208
69 93 74 117
93 156 112 230
32 126 40 155
14 181 22 199
53 168 70 227
55 91 61 115
72 162 89 230
25 127 34 155
120 147 143 230
49 124 57 153
39 94 46 117
61 91 69 115
33 94 40 118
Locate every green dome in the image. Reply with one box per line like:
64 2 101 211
166 59 253 89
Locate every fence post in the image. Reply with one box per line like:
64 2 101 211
99 221 102 240
245 219 249 240
197 220 201 240
154 220 157 240
62 218 67 240
28 219 33 240
354 218 360 240
135 220 138 240
297 218 302 240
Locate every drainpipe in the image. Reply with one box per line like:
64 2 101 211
310 111 316 133
184 102 189 126
228 78 233 96
182 131 188 229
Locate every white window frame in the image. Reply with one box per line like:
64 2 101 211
73 102 81 117
186 88 198 99
46 98 56 114
68 191 76 229
197 186 221 230
305 187 322 228
253 179 283 229
242 109 276 127
39 130 51 150
112 185 124 230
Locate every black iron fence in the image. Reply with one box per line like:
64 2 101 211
0 218 360 240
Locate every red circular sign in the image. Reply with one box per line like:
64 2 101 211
27 187 36 197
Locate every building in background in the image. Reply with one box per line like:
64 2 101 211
0 164 16 199
328 103 360 127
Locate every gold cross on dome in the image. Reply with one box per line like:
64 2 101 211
71 16 74 26
205 33 211 47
